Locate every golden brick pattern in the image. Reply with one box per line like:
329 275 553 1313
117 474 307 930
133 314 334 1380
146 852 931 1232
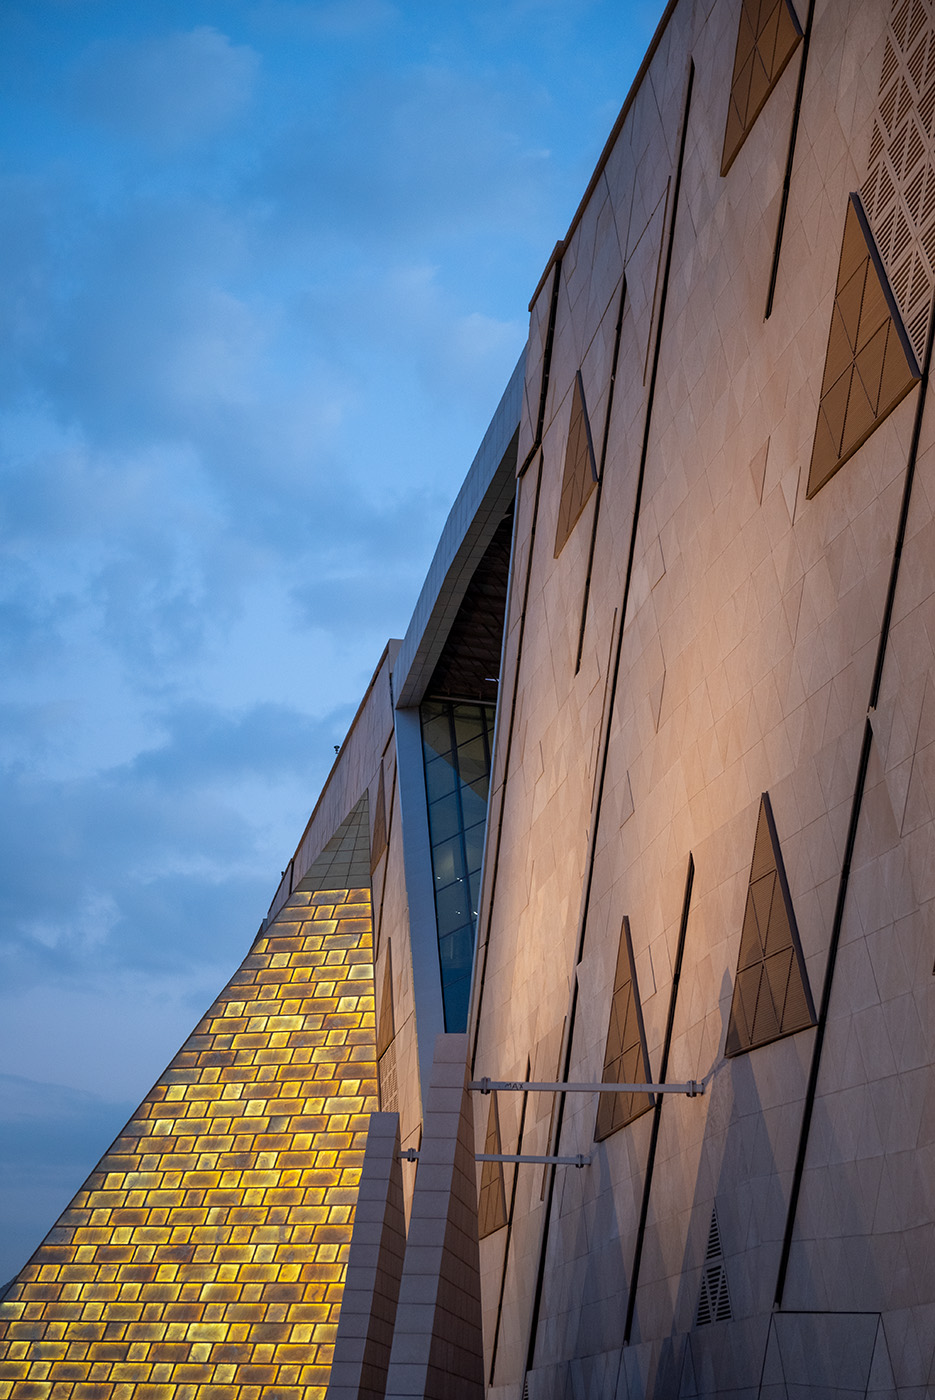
0 884 377 1400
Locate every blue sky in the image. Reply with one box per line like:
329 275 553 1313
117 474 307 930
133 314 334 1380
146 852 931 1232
0 0 665 1282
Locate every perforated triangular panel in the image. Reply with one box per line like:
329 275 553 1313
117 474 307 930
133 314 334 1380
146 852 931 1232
377 940 395 1060
595 917 653 1139
721 0 802 176
725 794 816 1056
808 192 920 497
696 1206 732 1326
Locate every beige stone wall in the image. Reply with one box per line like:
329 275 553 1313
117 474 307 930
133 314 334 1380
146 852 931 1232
472 0 935 1393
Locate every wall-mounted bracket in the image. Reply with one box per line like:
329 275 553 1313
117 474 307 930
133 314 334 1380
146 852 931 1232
470 1077 702 1097
399 1148 590 1168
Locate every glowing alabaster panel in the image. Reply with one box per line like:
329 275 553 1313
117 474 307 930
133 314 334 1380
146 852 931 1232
0 817 376 1400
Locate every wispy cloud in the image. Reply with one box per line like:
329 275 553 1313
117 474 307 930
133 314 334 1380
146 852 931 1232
72 27 259 151
0 0 666 1283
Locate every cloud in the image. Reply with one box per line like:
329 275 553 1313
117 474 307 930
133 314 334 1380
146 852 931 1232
0 698 353 987
255 59 554 252
72 27 259 151
248 0 399 39
0 1074 135 1283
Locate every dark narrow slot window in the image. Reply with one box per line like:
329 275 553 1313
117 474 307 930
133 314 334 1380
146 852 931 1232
421 699 496 1031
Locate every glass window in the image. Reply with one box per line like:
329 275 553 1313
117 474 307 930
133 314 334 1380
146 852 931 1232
442 975 472 1033
431 834 464 889
421 699 496 1032
421 706 453 760
463 820 486 875
427 791 461 845
459 783 487 830
453 707 485 748
436 881 471 936
425 753 458 803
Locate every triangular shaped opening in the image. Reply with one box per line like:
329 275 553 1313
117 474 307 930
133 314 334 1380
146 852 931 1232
725 794 816 1056
370 762 388 873
377 940 395 1060
595 916 654 1140
554 371 598 557
808 193 919 497
721 0 802 175
296 791 372 895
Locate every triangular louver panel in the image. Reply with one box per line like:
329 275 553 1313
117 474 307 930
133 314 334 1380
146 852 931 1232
725 794 816 1056
595 917 653 1140
721 0 803 176
554 370 598 557
808 193 920 497
696 1207 732 1326
478 1093 508 1239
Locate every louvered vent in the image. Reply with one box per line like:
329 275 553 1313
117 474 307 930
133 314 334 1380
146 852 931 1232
696 1206 732 1326
378 1041 398 1113
706 1208 722 1260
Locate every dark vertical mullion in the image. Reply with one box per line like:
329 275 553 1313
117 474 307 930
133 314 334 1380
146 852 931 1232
470 446 549 1070
623 853 694 1344
575 274 628 674
774 288 935 1307
444 701 472 1028
523 62 696 1380
765 0 815 319
489 1058 532 1387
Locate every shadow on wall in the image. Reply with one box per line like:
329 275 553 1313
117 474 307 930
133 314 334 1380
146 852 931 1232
643 971 893 1399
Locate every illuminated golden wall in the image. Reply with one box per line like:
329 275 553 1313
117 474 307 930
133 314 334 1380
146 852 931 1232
0 801 377 1400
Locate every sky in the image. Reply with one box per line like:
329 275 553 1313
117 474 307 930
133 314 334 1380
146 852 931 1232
0 0 666 1283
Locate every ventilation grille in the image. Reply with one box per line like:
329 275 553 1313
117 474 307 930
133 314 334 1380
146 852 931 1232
378 1042 398 1114
370 761 388 872
696 1263 733 1325
861 0 935 365
705 1208 723 1260
376 942 395 1060
696 1206 732 1326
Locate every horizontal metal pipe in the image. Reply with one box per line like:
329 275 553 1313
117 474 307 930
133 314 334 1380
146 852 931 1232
399 1149 590 1167
477 1153 590 1167
469 1077 702 1097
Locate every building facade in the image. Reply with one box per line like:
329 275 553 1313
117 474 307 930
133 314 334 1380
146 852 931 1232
5 0 935 1395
